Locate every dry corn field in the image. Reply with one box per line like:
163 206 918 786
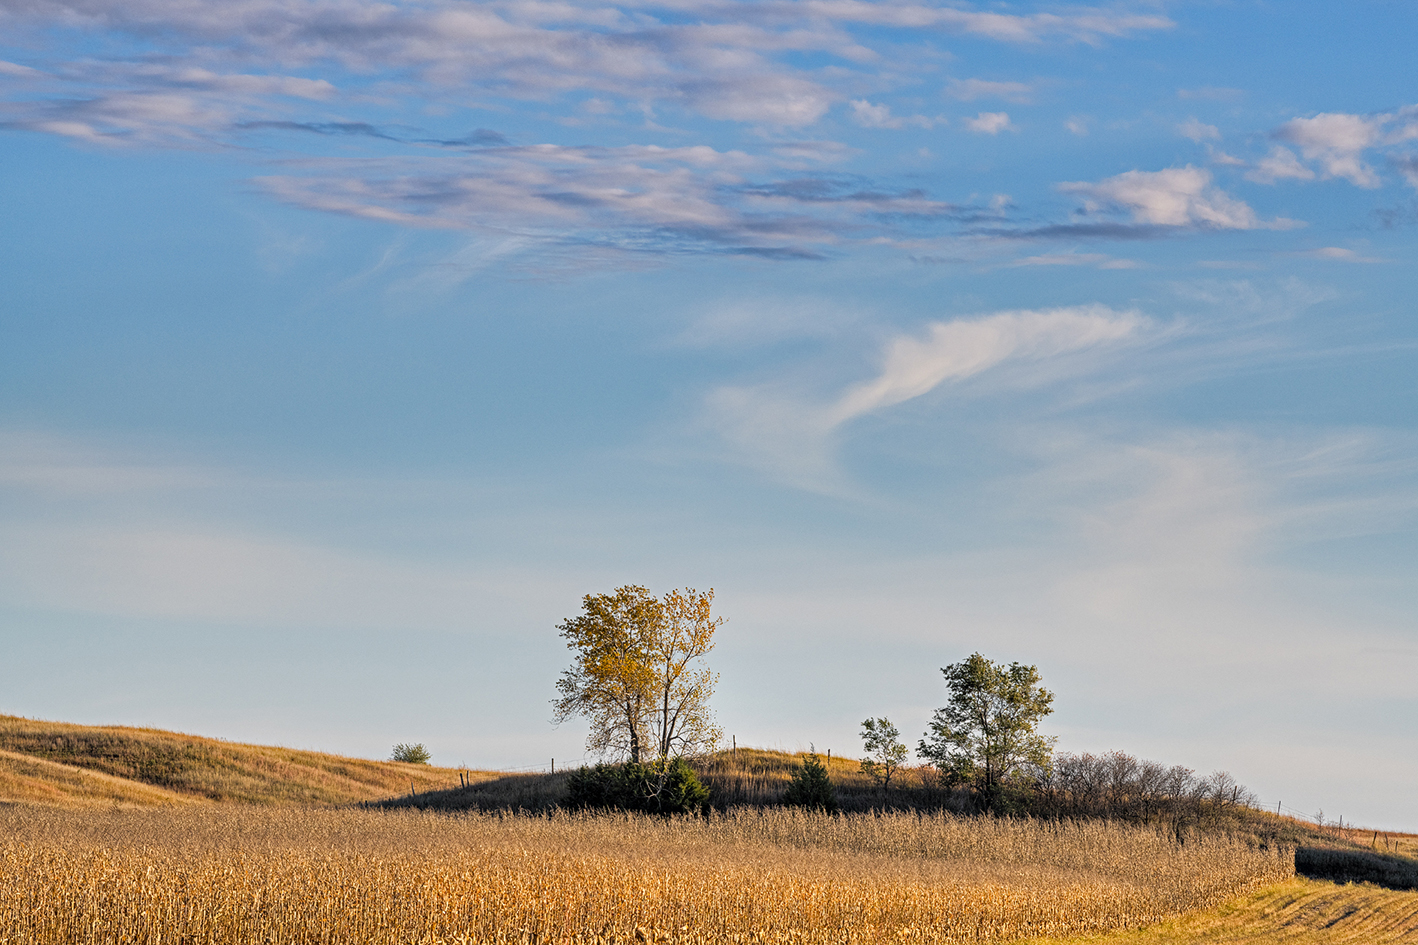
0 805 1293 945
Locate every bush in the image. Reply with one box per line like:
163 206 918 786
565 758 710 814
391 743 431 764
782 752 837 812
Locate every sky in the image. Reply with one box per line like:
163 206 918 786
1 0 1416 828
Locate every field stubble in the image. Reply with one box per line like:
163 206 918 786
0 805 1291 944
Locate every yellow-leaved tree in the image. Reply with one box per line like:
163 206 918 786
553 585 722 764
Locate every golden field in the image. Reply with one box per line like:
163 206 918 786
0 805 1292 945
4 715 1417 944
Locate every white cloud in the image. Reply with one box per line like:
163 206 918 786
945 78 1034 103
1064 115 1089 136
964 111 1012 134
1274 112 1385 187
1238 107 1418 189
1060 166 1282 230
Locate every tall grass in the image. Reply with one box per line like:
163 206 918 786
0 805 1292 944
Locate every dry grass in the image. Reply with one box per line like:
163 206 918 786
0 714 481 806
1028 878 1418 944
0 805 1291 944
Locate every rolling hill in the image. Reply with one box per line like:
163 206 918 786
0 714 479 807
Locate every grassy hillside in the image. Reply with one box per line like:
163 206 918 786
371 746 884 812
0 714 479 807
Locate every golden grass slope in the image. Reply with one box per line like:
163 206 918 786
0 714 479 806
0 805 1293 945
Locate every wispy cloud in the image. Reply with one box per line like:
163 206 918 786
1291 246 1387 263
1177 117 1219 142
1008 252 1138 269
946 78 1034 103
255 147 968 259
0 0 1170 137
0 0 1179 262
1176 86 1244 101
708 305 1145 490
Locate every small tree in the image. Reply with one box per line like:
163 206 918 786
782 752 838 812
918 652 1055 810
391 743 431 764
859 717 909 791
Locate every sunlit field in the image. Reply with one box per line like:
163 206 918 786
0 805 1291 944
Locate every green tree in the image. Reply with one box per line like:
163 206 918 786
553 585 722 765
859 717 908 790
391 743 431 764
782 752 838 812
917 653 1055 809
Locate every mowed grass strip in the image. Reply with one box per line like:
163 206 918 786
1027 878 1418 944
0 748 199 808
0 806 1292 944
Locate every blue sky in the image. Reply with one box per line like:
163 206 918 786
2 0 1416 827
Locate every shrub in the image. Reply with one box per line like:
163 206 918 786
565 758 710 814
782 752 837 812
658 757 711 813
391 744 431 764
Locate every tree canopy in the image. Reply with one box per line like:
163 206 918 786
553 585 722 764
917 652 1055 807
